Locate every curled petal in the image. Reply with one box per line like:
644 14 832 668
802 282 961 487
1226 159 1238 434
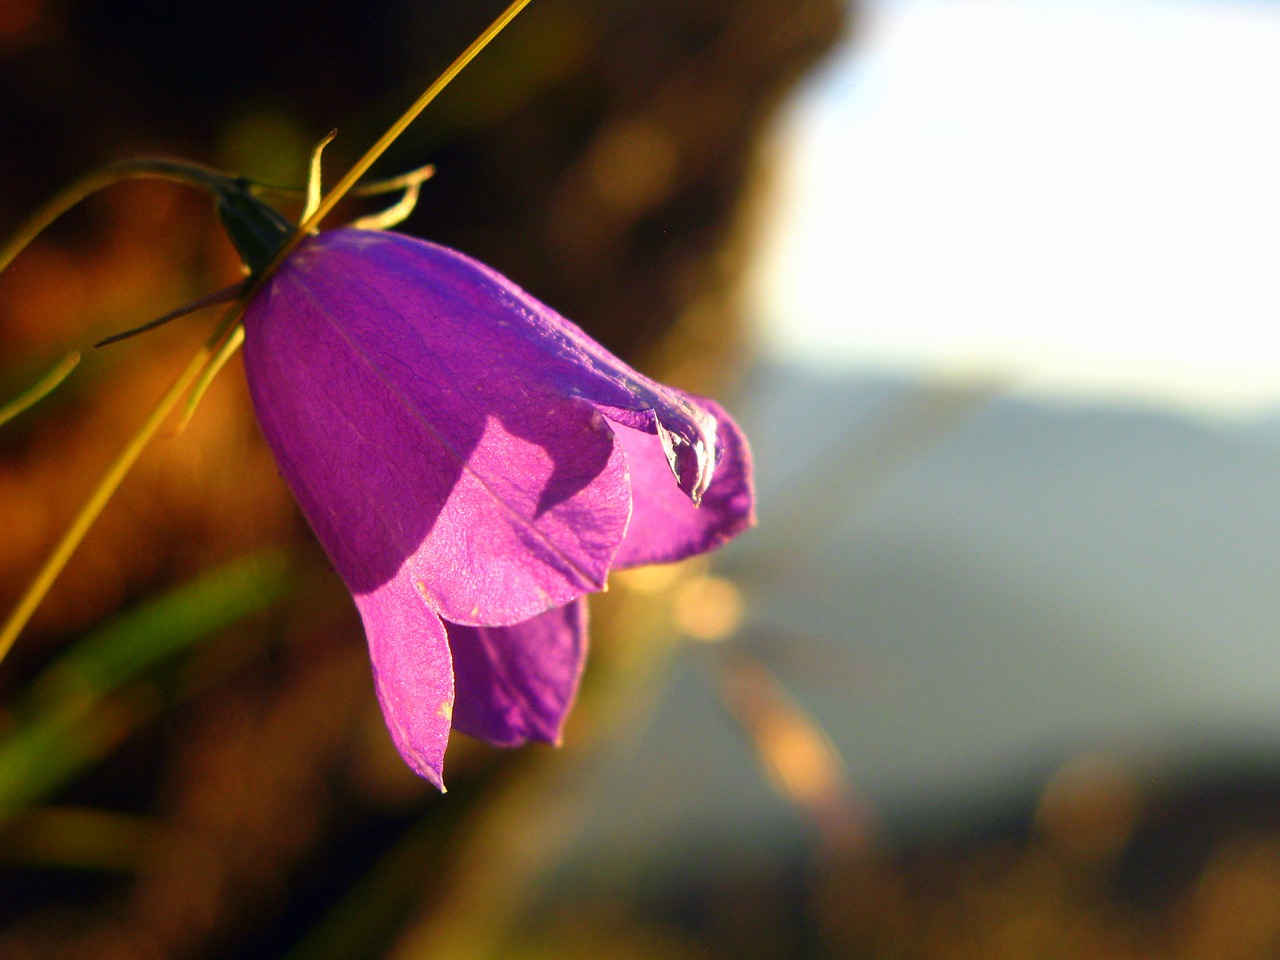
596 397 720 504
447 600 587 747
353 570 454 789
612 397 755 568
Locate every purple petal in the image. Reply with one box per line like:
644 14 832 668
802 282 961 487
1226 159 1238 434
447 600 587 747
612 397 755 568
352 570 454 788
311 229 722 501
242 230 632 626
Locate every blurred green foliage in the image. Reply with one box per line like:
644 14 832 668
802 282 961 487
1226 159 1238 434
0 549 291 819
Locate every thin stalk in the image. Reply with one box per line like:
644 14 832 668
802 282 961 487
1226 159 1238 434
0 304 243 661
0 0 535 666
0 352 80 427
95 281 246 347
171 323 245 436
0 159 240 275
297 0 533 237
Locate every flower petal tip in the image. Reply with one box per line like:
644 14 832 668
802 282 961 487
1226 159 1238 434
447 602 587 750
410 757 447 792
654 410 718 505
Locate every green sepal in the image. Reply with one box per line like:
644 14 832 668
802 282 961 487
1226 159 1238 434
214 178 295 274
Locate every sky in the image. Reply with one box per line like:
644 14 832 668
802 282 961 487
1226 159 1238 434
752 0 1280 415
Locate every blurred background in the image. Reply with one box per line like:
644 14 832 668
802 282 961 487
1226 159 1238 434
5 0 1280 957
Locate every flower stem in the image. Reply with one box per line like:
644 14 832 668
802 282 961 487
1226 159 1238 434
0 159 241 275
0 303 244 662
171 323 246 436
0 0 536 667
0 352 80 427
297 0 534 238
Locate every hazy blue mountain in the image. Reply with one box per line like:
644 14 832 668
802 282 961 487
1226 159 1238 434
564 360 1280 868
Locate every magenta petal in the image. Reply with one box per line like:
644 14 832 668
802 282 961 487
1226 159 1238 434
612 397 755 568
240 226 757 787
242 230 632 626
307 229 721 501
352 571 454 789
447 600 587 747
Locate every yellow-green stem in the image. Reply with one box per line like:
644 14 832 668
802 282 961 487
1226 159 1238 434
0 0 535 667
172 323 246 436
0 159 239 275
298 0 533 237
0 352 80 427
0 306 244 661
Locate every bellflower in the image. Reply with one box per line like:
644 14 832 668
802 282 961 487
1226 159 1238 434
240 226 753 788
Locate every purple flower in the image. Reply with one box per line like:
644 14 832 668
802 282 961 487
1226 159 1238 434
240 227 753 788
